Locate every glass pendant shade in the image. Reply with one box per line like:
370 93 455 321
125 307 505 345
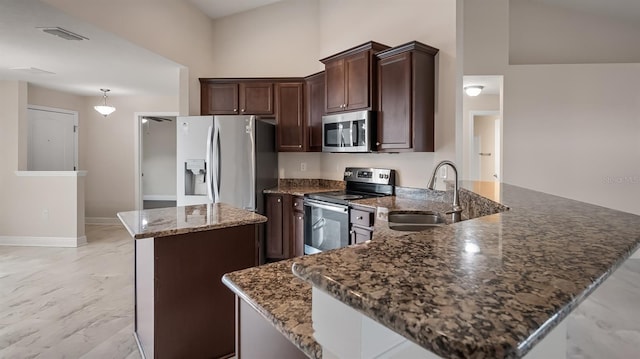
464 86 484 97
95 89 116 117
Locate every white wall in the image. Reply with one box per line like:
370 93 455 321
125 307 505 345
210 0 458 188
0 81 85 245
509 0 640 65
142 119 176 198
503 64 640 214
84 95 178 218
463 0 640 215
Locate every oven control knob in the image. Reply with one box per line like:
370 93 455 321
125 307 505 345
344 171 352 177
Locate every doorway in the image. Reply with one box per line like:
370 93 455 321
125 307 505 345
27 106 78 171
462 75 503 182
471 113 501 181
134 112 178 210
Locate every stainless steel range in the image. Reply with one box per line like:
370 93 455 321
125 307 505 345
303 167 395 254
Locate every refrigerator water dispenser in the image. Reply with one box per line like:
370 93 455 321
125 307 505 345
184 159 207 196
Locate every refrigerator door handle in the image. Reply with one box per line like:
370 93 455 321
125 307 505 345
205 125 213 202
213 122 221 203
248 117 256 211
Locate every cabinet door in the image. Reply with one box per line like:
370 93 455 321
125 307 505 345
240 82 273 115
325 59 346 113
276 82 305 152
201 83 239 115
292 209 304 258
377 52 412 150
266 194 286 259
344 51 369 111
305 72 325 152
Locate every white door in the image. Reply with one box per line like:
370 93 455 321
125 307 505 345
28 108 77 171
473 115 499 181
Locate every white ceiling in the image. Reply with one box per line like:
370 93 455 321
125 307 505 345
189 0 282 19
0 0 638 99
0 0 182 97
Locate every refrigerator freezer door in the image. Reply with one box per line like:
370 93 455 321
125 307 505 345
215 115 255 211
176 116 214 206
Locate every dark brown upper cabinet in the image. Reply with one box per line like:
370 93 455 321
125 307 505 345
200 79 273 115
305 71 325 152
321 41 390 114
275 82 305 152
376 41 439 152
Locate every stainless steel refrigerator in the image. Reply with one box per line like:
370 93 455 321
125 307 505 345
176 115 278 214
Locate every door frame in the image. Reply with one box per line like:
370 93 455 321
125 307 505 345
27 105 79 171
468 110 501 181
134 111 179 210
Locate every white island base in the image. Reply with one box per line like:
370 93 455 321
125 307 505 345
312 288 567 359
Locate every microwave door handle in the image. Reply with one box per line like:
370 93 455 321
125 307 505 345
349 122 354 146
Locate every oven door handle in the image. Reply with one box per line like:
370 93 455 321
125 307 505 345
304 199 348 213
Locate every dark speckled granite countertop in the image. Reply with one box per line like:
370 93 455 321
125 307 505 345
117 202 266 239
292 182 640 358
223 181 640 358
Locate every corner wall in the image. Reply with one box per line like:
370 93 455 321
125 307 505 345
0 81 85 246
463 0 640 215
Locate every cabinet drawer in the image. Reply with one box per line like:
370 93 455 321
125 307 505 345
292 196 304 212
352 226 372 244
350 209 373 227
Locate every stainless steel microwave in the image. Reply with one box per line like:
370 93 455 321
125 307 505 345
322 110 375 153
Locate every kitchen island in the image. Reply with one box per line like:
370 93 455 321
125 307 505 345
118 203 266 359
223 181 640 358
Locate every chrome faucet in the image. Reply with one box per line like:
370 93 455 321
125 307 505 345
427 160 463 223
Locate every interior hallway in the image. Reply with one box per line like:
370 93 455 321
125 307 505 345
0 225 638 358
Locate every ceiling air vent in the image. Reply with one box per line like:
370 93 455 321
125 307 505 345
39 27 89 41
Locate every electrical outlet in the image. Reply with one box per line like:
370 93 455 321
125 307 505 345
42 209 49 220
300 162 307 172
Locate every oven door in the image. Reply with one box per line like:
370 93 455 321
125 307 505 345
303 199 349 254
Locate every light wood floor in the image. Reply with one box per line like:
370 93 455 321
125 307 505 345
0 225 140 359
0 225 638 358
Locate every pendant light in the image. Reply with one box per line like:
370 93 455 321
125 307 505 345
94 88 116 117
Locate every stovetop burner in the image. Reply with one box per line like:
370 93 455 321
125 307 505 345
304 167 396 206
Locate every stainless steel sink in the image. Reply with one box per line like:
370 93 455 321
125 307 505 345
388 211 446 231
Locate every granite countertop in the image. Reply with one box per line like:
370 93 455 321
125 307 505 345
222 260 320 359
117 202 267 239
292 183 640 358
263 178 345 196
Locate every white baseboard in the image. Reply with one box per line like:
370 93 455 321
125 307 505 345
85 217 121 225
143 195 176 201
0 235 87 248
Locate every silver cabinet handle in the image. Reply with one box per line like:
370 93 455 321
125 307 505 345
376 142 380 146
277 198 281 203
233 108 237 112
294 202 298 207
298 144 302 148
357 216 363 220
241 109 245 112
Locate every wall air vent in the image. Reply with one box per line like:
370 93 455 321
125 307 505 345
38 27 89 41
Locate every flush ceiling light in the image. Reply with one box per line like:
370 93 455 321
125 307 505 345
464 85 484 96
94 89 116 117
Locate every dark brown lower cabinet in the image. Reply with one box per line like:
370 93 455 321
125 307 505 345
265 194 304 261
134 225 259 359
